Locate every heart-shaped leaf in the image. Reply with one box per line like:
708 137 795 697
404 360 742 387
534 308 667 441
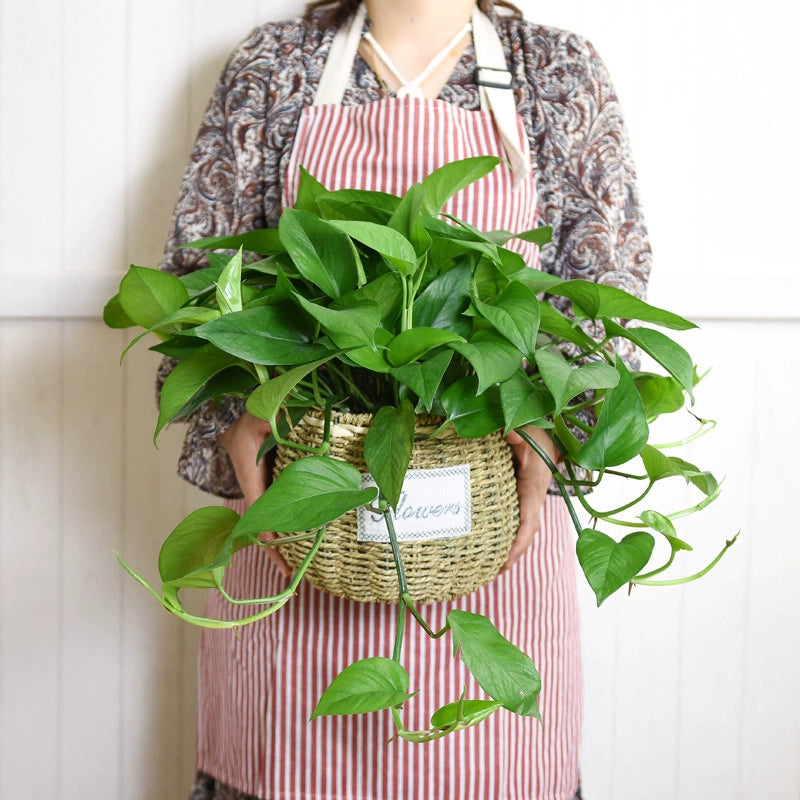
471 281 541 358
119 266 189 328
192 306 332 365
534 348 620 415
577 358 649 469
311 657 415 718
363 400 416 509
233 456 377 535
430 699 502 730
441 377 504 438
448 610 541 718
499 372 554 432
604 319 695 400
390 350 453 411
576 529 655 605
421 156 502 214
158 506 242 583
388 328 465 367
279 208 357 297
450 330 522 394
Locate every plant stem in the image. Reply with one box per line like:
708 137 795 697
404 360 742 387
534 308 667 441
383 507 409 596
393 601 407 663
514 428 584 536
631 533 738 586
401 593 450 638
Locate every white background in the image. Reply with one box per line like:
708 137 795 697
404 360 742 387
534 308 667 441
0 0 797 797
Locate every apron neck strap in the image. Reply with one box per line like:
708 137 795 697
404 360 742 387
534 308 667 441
312 3 531 186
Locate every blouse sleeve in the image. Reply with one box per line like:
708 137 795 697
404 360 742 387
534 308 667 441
517 25 653 489
156 25 276 498
527 30 653 369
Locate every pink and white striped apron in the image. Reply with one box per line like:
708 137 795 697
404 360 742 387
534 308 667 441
196 8 582 799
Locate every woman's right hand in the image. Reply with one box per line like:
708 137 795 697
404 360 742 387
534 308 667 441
218 411 292 577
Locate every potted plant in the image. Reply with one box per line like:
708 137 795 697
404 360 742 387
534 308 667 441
105 156 733 741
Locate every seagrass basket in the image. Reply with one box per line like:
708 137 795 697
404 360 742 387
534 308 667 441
273 409 519 604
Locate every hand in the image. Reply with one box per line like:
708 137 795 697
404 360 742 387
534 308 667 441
500 426 561 573
218 412 292 577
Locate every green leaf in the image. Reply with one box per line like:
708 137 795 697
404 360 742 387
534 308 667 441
342 326 394 373
170 367 256 423
450 330 522 394
534 349 620 415
390 350 453 411
421 156 502 214
279 208 357 298
192 306 332 365
507 268 563 295
335 272 403 327
295 166 329 213
103 293 135 328
551 281 697 331
246 354 340 422
119 266 190 328
499 372 554 432
604 319 695 400
441 377 504 438
187 228 284 255
635 372 687 421
638 510 692 552
215 248 243 314
329 219 417 275
149 335 207 360
448 610 541 718
317 188 400 221
293 294 380 349
178 264 225 296
148 306 222 333
482 226 553 248
156 345 243 440
538 302 598 350
577 358 649 469
363 400 415 509
158 506 242 583
471 280 541 357
576 529 655 605
430 699 503 730
233 457 378 535
413 263 471 334
639 446 718 497
311 658 414 718
388 183 431 257
387 327 465 367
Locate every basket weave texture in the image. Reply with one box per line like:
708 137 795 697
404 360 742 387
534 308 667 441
273 410 519 604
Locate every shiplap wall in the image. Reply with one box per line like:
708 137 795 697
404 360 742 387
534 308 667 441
0 0 797 798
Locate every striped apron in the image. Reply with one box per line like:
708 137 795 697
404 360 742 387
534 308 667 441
196 7 582 799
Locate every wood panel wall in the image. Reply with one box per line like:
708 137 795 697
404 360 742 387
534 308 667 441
1 0 797 798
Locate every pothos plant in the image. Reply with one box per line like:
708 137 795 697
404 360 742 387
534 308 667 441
105 156 734 741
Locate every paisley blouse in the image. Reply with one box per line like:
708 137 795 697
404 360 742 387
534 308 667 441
158 6 652 498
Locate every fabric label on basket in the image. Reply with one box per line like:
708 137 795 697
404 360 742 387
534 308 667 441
357 464 472 542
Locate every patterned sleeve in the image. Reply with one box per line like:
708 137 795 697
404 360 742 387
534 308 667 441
156 25 278 498
513 24 653 489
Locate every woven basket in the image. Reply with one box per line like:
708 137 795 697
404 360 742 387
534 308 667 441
273 410 519 604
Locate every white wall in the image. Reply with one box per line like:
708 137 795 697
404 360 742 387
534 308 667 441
0 1 797 798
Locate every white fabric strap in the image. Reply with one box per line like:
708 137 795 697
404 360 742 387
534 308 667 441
313 2 368 106
312 3 530 185
362 22 472 100
470 6 530 186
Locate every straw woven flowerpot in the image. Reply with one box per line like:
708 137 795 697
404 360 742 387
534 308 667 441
273 409 519 604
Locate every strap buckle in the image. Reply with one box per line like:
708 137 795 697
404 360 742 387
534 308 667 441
474 65 513 90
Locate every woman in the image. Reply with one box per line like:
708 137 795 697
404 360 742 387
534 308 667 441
160 1 652 798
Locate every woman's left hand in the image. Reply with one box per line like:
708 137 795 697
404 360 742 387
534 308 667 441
501 426 561 573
